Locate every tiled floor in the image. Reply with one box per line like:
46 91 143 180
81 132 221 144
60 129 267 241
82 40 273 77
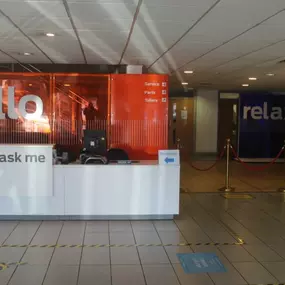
181 160 285 192
1 193 285 284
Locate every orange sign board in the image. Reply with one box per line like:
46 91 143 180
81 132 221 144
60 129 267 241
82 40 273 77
110 74 168 159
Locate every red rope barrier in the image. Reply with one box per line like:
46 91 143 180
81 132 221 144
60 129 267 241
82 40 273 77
190 147 226 171
231 145 285 172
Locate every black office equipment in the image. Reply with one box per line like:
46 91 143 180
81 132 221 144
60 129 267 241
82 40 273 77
80 130 108 164
83 130 107 156
107 148 129 161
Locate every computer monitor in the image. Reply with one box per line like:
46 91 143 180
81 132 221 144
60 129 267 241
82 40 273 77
83 130 107 156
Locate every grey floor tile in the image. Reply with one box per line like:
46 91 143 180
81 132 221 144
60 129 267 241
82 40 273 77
268 243 285 259
233 262 278 284
81 248 110 265
182 231 212 243
110 233 135 245
0 267 15 285
209 263 247 285
0 248 26 263
153 221 180 232
131 221 155 232
57 232 84 245
43 265 79 285
262 262 285 282
244 244 283 262
143 264 180 285
206 231 237 243
84 233 109 245
219 246 255 262
62 221 86 230
86 221 109 233
164 246 193 264
0 222 18 244
112 265 145 285
78 265 111 285
191 245 225 258
174 219 201 232
9 265 47 285
51 248 81 265
57 222 85 244
173 264 214 285
133 231 161 244
109 221 132 233
4 222 41 245
31 222 62 245
158 231 186 244
111 247 140 265
22 248 53 265
138 247 169 264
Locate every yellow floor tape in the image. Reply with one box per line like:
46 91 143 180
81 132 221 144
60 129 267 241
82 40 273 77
0 242 246 249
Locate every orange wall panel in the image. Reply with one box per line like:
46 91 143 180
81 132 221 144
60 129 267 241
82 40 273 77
110 74 168 159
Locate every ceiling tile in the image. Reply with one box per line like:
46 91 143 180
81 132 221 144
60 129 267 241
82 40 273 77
13 17 73 31
0 1 67 18
68 2 137 23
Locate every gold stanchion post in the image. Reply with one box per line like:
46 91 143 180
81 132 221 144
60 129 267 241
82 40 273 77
219 138 235 192
277 140 285 193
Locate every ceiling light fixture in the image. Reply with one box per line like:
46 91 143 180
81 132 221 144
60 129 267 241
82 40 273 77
266 73 275 76
46 33 55 37
181 82 188 85
248 77 257 80
64 84 71 87
23 52 31 56
184 70 194 74
28 83 33 87
242 84 249 87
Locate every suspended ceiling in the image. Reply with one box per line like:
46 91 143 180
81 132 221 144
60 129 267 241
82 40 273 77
1 0 285 90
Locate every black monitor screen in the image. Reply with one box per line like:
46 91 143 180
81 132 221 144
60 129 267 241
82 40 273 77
83 130 107 155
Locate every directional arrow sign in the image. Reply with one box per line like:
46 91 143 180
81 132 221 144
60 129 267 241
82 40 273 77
165 157 175 164
159 150 179 166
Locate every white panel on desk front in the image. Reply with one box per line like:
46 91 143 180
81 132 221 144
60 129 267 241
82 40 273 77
0 168 65 216
63 165 180 216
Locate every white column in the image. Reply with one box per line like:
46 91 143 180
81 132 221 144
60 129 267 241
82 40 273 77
195 89 219 153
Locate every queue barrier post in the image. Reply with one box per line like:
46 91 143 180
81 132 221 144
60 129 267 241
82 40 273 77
219 138 235 192
277 140 285 193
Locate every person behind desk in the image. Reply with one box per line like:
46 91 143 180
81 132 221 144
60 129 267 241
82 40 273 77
83 101 99 130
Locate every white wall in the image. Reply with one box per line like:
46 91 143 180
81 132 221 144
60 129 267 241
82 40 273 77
195 89 219 153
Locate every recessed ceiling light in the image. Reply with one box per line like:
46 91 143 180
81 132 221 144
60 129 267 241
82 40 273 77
64 84 71 87
242 84 249 87
46 33 55 37
266 73 275 76
181 82 188 85
24 52 31 56
28 83 33 87
249 77 257 80
184 70 194 74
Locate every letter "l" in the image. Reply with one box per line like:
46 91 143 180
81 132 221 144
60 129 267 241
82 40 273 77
8 87 18 119
263 102 269 120
0 87 5 119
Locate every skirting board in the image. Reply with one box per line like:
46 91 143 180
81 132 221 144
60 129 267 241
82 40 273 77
0 215 174 221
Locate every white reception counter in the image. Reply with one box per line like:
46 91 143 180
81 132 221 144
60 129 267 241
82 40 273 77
0 146 180 220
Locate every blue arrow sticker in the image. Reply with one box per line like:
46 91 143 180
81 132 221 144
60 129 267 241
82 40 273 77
165 157 175 164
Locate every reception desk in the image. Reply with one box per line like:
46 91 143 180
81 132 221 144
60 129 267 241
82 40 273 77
0 158 180 220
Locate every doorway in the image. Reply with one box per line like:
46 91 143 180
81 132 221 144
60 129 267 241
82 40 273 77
218 93 239 151
168 98 194 160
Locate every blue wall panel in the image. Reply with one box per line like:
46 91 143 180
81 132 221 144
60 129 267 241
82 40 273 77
239 92 285 158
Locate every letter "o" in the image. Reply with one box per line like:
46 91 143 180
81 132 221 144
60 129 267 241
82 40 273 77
18 95 43 120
